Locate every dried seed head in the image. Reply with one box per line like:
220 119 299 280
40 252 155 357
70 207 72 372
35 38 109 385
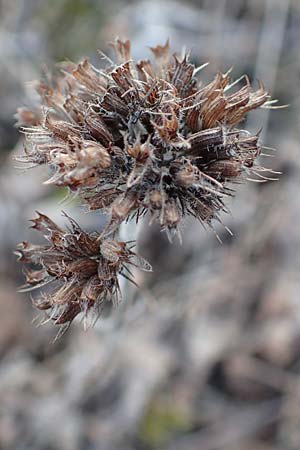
16 212 151 332
16 39 272 239
16 38 276 334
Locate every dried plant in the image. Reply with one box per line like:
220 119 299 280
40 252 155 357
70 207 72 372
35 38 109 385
16 38 274 332
16 212 151 334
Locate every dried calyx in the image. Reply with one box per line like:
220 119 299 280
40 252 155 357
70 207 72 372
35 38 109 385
16 39 275 331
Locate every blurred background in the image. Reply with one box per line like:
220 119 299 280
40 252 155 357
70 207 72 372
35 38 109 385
1 0 300 449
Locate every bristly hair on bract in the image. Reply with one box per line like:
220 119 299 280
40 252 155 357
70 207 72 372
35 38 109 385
15 38 278 333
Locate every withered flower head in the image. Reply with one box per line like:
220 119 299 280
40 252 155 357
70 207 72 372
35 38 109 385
16 38 276 333
17 38 272 240
15 212 151 333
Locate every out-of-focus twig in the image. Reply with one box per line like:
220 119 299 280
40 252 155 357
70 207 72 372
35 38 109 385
247 0 290 139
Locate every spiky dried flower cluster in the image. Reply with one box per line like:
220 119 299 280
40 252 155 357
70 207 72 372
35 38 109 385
16 39 273 331
16 212 151 333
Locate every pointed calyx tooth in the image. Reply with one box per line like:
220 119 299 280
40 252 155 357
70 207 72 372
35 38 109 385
150 39 171 68
72 59 108 92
